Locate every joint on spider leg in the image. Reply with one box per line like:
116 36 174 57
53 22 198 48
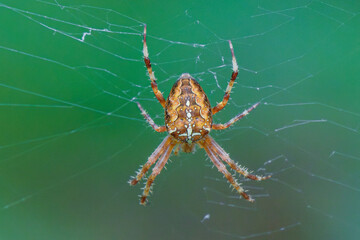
149 72 156 81
225 86 232 96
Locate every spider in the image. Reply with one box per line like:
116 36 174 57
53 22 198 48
129 25 271 205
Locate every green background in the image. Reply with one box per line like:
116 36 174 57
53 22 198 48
0 0 359 239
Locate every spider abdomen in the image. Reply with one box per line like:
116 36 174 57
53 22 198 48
165 73 212 144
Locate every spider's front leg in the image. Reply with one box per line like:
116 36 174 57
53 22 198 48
143 25 166 108
212 40 239 115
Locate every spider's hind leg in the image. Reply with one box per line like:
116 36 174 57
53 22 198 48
140 142 175 205
206 136 271 181
201 140 254 202
129 136 172 186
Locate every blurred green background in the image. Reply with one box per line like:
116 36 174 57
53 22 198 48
0 0 359 239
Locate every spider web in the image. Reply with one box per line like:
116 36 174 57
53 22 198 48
0 0 359 239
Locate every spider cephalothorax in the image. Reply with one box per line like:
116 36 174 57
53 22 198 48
130 25 271 205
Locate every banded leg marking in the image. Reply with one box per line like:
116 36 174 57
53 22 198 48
212 40 239 115
143 25 166 108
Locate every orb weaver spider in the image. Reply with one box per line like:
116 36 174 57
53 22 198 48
129 25 271 205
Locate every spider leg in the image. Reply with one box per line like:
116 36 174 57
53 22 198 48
137 102 166 132
129 136 172 186
201 140 254 202
212 102 260 130
143 25 166 108
140 141 175 205
212 40 239 115
205 136 271 181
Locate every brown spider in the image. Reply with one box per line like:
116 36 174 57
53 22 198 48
130 25 271 205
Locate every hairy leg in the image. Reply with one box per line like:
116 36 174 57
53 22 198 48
212 40 239 115
140 142 175 205
205 136 271 181
137 102 166 132
143 25 166 108
212 102 259 130
201 140 254 202
129 136 172 186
